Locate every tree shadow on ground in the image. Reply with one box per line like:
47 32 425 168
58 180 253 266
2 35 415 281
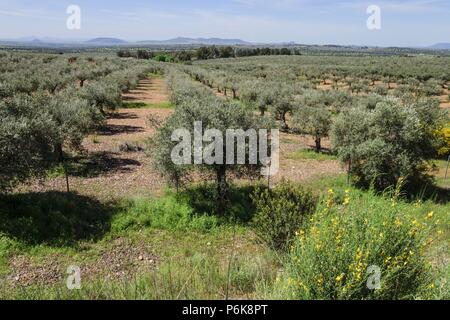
107 112 139 120
176 184 259 223
122 95 148 102
410 183 450 204
0 192 115 247
98 124 144 136
305 146 333 154
66 152 141 178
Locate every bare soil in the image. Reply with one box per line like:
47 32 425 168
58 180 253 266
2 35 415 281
6 238 159 288
19 77 173 201
276 133 344 183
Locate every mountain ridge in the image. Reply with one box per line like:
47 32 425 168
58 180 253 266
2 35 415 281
428 42 450 49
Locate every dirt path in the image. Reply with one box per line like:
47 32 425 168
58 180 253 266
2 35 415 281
122 78 168 104
21 77 174 201
77 77 174 200
276 133 344 183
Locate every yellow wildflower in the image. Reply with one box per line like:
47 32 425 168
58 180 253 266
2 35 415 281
343 197 350 206
336 273 345 283
317 274 324 286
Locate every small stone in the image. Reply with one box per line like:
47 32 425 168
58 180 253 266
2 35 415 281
138 255 144 261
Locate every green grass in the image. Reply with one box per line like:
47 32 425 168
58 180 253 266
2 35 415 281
0 177 448 300
308 175 449 243
148 72 163 78
433 159 449 188
263 174 448 300
0 242 278 300
0 185 279 300
122 101 174 109
287 149 337 161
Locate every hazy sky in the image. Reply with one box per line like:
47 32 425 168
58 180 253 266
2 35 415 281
0 0 448 46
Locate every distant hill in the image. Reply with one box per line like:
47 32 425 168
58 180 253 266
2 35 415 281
429 43 450 49
138 37 251 45
85 37 128 45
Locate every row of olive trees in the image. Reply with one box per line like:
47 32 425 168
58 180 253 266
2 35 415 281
0 53 159 193
188 55 448 102
157 58 448 193
184 56 448 157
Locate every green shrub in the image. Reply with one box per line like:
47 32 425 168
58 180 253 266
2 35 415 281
250 180 317 251
331 98 447 191
112 195 219 233
0 192 112 246
273 188 435 300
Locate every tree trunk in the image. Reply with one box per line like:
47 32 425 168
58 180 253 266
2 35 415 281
232 89 236 99
224 88 227 97
281 113 288 131
216 166 228 203
57 144 70 193
315 136 321 153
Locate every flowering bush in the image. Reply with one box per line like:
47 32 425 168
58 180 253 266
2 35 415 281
251 180 317 251
274 187 437 300
436 123 450 157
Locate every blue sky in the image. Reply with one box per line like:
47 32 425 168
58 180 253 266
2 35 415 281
0 0 448 46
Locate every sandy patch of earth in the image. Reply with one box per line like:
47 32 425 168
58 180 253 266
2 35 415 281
17 77 174 201
5 238 159 288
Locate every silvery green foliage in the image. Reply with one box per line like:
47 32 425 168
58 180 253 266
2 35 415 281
80 81 122 114
48 90 98 150
151 70 273 199
270 85 295 131
293 90 334 152
0 94 58 192
0 52 160 192
331 97 447 190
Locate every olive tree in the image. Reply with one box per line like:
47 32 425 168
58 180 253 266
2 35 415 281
150 95 273 203
44 90 98 192
331 97 447 191
294 105 332 153
293 91 334 152
0 94 58 193
271 86 294 131
80 81 122 115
